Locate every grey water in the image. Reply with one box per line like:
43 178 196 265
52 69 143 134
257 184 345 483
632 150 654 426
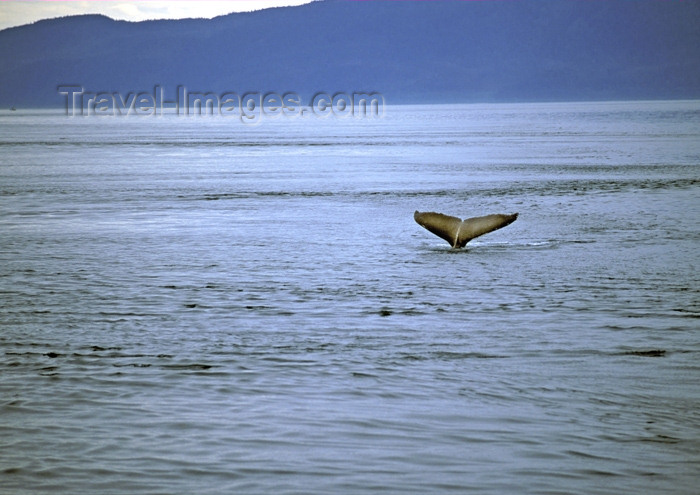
1 101 699 494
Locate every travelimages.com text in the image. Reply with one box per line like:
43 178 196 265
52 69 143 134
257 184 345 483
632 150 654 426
58 86 385 122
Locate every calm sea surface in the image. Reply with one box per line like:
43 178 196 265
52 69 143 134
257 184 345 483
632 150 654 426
1 101 699 494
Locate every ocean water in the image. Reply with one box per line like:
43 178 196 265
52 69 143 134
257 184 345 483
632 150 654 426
1 101 699 494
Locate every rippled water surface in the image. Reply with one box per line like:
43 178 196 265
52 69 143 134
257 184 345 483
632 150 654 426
1 101 699 494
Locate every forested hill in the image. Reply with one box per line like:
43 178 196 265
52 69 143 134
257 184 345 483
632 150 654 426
1 0 699 107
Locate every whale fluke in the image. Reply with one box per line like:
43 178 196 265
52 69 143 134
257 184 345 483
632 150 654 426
414 211 518 248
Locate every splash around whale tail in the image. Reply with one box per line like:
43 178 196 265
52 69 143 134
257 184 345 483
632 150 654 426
414 211 518 248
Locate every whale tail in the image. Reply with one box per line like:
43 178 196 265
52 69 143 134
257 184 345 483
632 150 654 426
414 211 518 248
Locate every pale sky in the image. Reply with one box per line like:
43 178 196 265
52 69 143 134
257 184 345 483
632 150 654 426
0 1 315 31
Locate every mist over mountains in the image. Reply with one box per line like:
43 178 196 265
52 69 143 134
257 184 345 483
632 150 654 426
1 0 699 107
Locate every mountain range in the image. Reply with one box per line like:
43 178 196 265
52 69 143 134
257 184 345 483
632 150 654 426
1 0 699 107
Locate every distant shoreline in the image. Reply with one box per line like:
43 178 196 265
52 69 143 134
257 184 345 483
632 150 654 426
5 98 700 113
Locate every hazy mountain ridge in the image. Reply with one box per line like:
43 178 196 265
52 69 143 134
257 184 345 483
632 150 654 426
1 0 699 107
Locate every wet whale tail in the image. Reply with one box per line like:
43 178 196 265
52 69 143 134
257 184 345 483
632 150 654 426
414 211 518 248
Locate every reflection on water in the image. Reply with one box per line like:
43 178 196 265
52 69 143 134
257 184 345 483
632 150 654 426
1 101 699 494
